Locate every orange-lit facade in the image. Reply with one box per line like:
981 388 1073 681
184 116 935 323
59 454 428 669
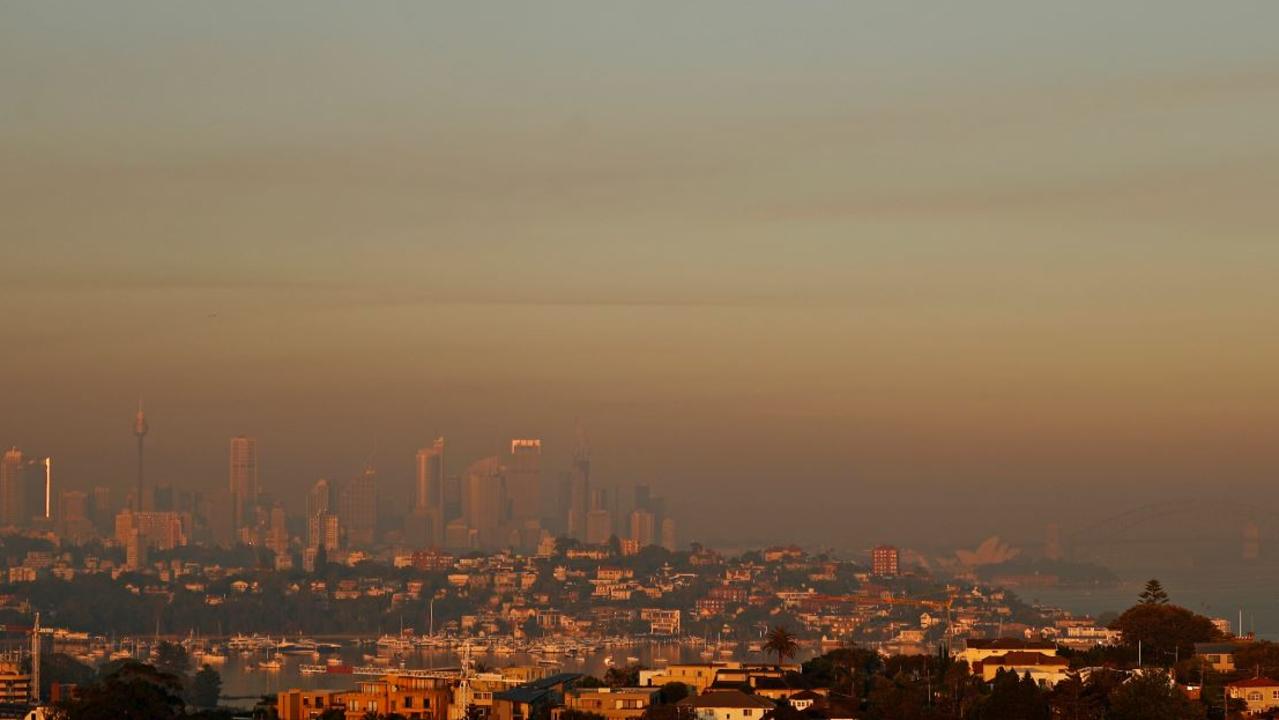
871 545 899 577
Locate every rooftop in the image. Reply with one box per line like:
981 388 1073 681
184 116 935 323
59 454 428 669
679 690 776 710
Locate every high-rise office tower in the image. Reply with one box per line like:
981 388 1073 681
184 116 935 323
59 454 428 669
115 509 186 551
338 466 377 547
505 439 541 523
21 456 51 525
443 475 462 522
413 438 446 545
153 481 173 512
1 448 24 526
660 517 677 552
585 486 612 545
91 486 113 535
463 456 504 548
267 503 288 556
58 490 93 542
228 436 257 532
308 511 340 552
133 402 149 511
634 484 651 513
307 479 333 520
566 440 590 541
629 508 656 548
125 528 146 571
415 438 445 512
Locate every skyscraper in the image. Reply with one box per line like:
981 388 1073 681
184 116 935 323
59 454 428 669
413 437 446 546
462 456 504 548
267 503 288 557
0 448 24 527
308 511 340 552
228 436 258 532
133 402 148 511
566 439 590 541
415 437 445 512
58 490 93 542
629 508 656 548
660 517 677 552
633 484 651 513
338 466 377 547
585 487 612 545
307 478 333 520
91 486 113 535
505 439 541 523
21 457 51 525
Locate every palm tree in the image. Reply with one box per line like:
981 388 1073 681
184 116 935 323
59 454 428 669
763 625 799 666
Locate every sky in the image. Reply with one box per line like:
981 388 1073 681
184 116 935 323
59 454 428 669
2 2 1278 550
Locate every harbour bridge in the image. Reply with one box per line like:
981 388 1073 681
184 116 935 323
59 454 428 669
1049 499 1265 567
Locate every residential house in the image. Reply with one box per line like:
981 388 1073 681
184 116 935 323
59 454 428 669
959 638 1058 666
678 690 775 720
1194 642 1238 673
640 664 722 695
972 652 1070 687
556 687 660 720
1228 677 1279 716
333 673 453 720
278 689 344 720
491 673 581 720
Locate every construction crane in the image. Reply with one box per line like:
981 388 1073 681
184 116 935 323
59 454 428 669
1 615 42 706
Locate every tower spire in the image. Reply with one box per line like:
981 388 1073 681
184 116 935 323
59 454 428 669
133 400 149 511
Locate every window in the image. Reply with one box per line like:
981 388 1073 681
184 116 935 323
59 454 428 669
405 698 414 708
1249 692 1262 701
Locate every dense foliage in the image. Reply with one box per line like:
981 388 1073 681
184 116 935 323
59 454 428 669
1108 603 1222 660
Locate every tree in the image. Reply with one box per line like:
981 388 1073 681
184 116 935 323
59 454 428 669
658 681 690 704
1139 579 1170 605
1109 603 1222 662
1047 673 1104 720
38 652 97 700
317 710 346 720
604 664 641 688
1231 640 1279 680
1107 671 1204 720
979 670 1049 720
802 646 882 699
56 661 186 720
641 705 695 720
865 672 927 718
762 704 805 720
190 665 222 708
152 641 191 679
764 626 799 666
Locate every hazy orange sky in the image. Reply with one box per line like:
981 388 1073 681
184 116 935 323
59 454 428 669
2 2 1278 548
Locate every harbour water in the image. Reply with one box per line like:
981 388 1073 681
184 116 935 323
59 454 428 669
213 640 817 708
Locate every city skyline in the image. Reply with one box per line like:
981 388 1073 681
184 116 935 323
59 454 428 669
6 404 683 559
3 3 1279 549
2 5 1279 717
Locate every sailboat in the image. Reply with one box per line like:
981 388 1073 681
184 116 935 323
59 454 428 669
258 640 282 671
